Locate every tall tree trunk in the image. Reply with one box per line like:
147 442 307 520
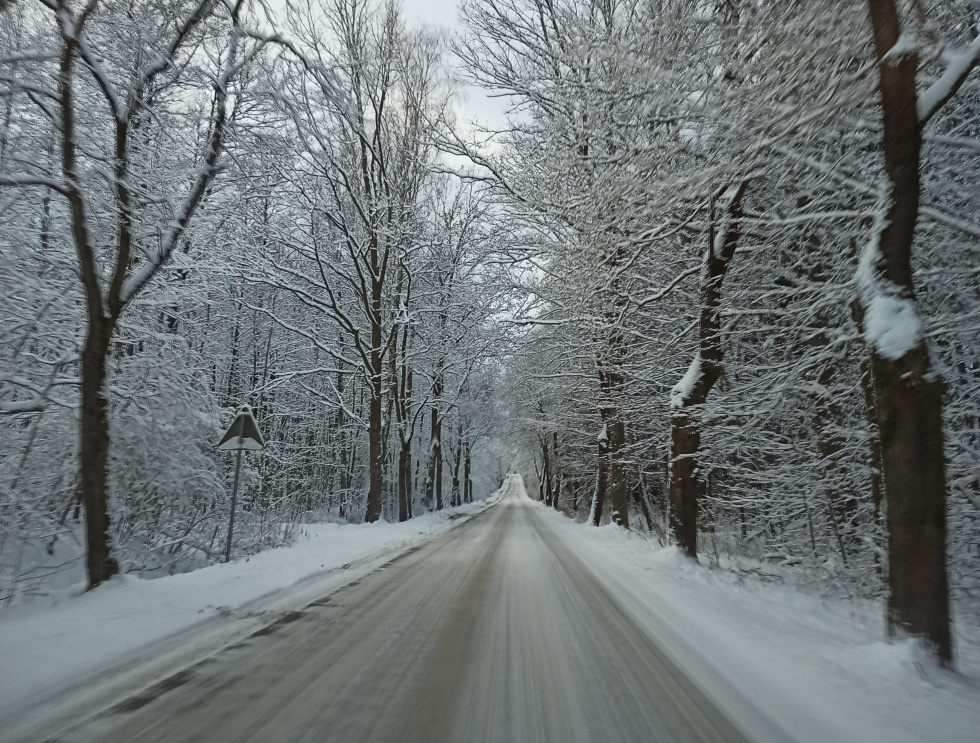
391 311 414 522
426 377 443 510
406 449 415 519
669 408 701 557
434 430 443 510
603 414 628 525
848 304 885 524
463 440 472 504
595 277 630 527
450 438 462 507
366 376 383 522
398 437 411 522
669 181 749 558
365 239 385 522
540 434 553 507
79 317 118 587
862 0 951 664
61 35 120 589
551 432 562 510
592 429 608 526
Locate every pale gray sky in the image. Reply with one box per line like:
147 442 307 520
262 0 509 136
400 0 461 27
399 0 510 135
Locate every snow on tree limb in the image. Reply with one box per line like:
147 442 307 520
856 207 923 360
117 20 243 306
863 294 924 360
670 353 701 410
918 34 980 126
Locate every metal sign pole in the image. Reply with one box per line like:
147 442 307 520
225 435 244 563
217 407 264 564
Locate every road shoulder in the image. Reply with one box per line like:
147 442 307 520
0 497 498 741
519 487 980 743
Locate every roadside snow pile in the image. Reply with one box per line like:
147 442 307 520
527 497 980 743
0 499 494 712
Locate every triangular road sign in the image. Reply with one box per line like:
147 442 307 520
217 406 265 451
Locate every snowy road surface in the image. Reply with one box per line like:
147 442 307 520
32 476 760 743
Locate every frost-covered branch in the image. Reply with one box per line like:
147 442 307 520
918 34 980 126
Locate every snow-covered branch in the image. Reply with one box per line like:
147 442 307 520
918 34 980 126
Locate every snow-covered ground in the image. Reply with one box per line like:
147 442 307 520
3 482 977 743
0 497 496 725
526 494 980 743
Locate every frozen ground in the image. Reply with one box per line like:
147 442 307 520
526 496 980 743
0 497 496 722
1 479 977 742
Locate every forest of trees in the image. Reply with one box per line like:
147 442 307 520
2 0 978 667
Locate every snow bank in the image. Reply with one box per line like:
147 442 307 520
523 495 980 743
0 499 495 715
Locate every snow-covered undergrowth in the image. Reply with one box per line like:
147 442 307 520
528 496 980 743
0 498 495 714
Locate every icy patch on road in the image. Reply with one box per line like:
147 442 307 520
0 498 496 713
520 489 980 743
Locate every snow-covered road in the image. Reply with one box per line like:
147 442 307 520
5 475 977 743
16 476 757 743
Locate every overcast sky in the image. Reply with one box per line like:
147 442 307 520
262 0 509 136
399 0 510 134
400 0 461 27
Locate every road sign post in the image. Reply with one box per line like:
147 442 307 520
217 406 265 563
226 446 243 564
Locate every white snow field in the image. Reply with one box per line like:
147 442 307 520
1 476 977 743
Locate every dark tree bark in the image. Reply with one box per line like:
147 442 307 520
595 339 629 526
861 0 965 664
426 372 444 510
48 0 239 587
463 439 472 504
551 432 562 510
365 344 384 522
450 438 463 507
669 409 701 557
364 222 386 523
539 434 553 507
334 367 352 500
669 181 748 559
397 433 411 521
79 317 118 585
390 279 414 523
594 274 631 527
603 415 628 525
592 431 608 526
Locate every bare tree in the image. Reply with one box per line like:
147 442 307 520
0 0 261 588
669 181 748 558
857 0 980 665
